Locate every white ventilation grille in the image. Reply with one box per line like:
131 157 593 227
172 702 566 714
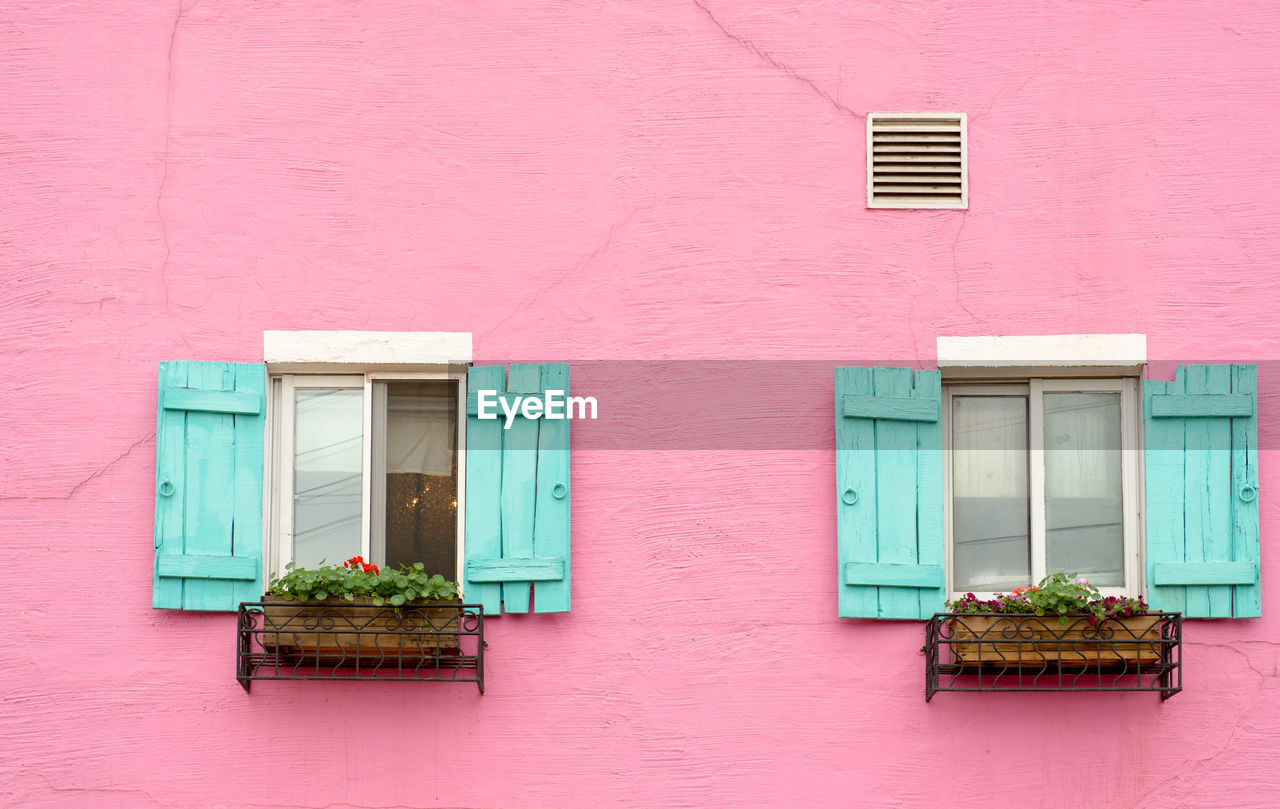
867 112 967 209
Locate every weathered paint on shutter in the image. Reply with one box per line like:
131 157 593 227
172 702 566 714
464 363 571 614
531 362 571 613
835 366 944 619
463 365 505 616
154 361 265 611
1144 364 1259 618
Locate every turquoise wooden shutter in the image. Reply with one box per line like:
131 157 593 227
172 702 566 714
835 366 944 619
154 361 265 611
1144 364 1259 618
464 363 571 614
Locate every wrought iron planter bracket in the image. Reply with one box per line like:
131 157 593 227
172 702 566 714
924 612 1182 701
237 601 485 693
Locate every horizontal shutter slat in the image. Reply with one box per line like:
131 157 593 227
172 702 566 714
157 553 259 580
467 557 566 582
1150 561 1258 586
1150 393 1253 418
842 393 940 421
162 387 262 415
844 562 944 589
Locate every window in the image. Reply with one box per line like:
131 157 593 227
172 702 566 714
866 112 967 209
943 378 1141 598
267 370 467 581
153 333 575 616
836 335 1262 621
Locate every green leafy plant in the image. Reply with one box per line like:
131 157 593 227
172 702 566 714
267 556 459 606
947 572 1149 626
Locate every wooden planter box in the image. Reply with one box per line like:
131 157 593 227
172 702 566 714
948 613 1164 665
260 596 463 659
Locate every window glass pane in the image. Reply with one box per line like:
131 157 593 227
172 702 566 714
293 389 363 568
1043 392 1124 587
382 380 458 578
952 396 1029 591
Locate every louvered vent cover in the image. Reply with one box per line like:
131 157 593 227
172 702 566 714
867 113 967 209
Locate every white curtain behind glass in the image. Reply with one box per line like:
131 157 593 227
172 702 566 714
1042 392 1124 586
386 397 453 476
951 396 1030 592
293 388 364 568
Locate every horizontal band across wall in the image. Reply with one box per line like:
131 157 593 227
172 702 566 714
844 562 945 589
156 553 260 581
1150 561 1259 586
467 557 566 583
162 388 263 415
1149 393 1253 418
842 394 939 422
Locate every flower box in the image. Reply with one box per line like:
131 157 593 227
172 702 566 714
947 612 1164 665
260 596 464 659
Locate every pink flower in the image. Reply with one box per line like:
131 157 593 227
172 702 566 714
1075 577 1090 585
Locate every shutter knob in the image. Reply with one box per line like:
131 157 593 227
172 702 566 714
1240 484 1258 503
158 479 175 497
552 482 567 500
842 488 859 505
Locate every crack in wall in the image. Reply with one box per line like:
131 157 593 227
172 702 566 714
1126 640 1268 808
970 53 1041 123
156 0 197 310
692 0 861 121
577 203 653 275
949 213 986 323
480 203 654 343
0 432 155 502
1188 640 1278 678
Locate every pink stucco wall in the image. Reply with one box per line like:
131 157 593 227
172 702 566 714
5 1 1280 807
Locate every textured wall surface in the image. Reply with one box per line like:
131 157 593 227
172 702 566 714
4 1 1280 807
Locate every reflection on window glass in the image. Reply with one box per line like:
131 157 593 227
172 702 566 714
1043 392 1124 586
952 396 1029 592
383 381 458 578
293 389 363 568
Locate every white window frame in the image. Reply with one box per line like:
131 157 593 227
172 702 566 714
261 330 473 586
942 376 1143 599
266 368 468 583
